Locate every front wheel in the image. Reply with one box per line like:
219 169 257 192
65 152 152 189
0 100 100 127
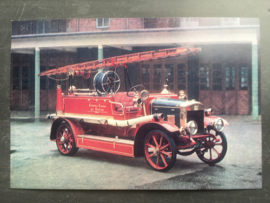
144 130 177 172
196 130 227 165
56 123 79 156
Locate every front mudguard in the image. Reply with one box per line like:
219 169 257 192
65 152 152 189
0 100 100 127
204 115 229 128
134 121 180 157
135 121 180 139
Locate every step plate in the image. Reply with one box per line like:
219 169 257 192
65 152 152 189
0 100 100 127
77 135 134 157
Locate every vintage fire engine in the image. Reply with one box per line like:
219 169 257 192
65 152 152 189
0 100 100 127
39 47 228 172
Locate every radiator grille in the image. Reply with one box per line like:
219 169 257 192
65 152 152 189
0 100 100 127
187 110 204 134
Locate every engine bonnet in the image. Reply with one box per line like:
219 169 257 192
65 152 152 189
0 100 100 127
150 98 204 110
150 98 204 129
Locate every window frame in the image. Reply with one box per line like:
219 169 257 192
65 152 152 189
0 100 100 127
22 66 29 90
141 63 151 91
177 63 186 91
96 18 110 28
199 63 210 90
36 20 46 34
239 64 249 91
212 63 223 91
165 63 175 91
153 64 162 91
225 64 236 91
12 66 20 90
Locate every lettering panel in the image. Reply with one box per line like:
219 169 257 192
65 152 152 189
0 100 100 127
64 97 112 116
87 100 110 114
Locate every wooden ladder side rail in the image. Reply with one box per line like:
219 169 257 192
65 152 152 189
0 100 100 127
39 47 201 76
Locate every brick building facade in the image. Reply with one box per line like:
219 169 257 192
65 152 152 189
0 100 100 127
11 18 260 119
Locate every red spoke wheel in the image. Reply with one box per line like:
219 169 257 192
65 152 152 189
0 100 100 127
56 123 79 156
196 130 227 165
144 130 176 172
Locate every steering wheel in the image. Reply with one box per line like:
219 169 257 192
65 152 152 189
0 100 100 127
127 84 145 97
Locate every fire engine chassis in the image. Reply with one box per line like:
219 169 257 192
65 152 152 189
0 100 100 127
40 47 228 172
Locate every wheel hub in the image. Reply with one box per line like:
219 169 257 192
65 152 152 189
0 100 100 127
204 140 215 148
208 141 215 148
107 77 114 88
60 136 66 143
155 148 160 155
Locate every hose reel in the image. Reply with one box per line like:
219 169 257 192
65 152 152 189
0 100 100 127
94 71 120 93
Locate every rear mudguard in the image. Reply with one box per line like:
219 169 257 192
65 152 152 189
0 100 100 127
50 117 84 142
204 115 229 128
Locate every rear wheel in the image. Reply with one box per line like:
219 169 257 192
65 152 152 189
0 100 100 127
56 123 79 156
196 130 227 165
144 130 177 172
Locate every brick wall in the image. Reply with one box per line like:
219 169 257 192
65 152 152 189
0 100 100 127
67 18 143 32
66 19 78 32
128 18 143 29
66 18 181 33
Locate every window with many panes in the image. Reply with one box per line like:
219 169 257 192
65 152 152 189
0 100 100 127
153 64 162 91
165 64 174 91
48 66 56 90
51 20 66 33
12 20 67 35
239 65 248 90
36 20 50 34
19 21 31 35
22 66 28 90
212 63 222 91
142 64 150 90
40 66 47 90
13 66 20 90
177 63 186 90
225 64 235 90
36 20 66 34
59 74 67 90
12 66 28 90
199 64 209 90
96 18 110 28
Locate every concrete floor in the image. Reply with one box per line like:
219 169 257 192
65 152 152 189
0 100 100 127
10 114 262 190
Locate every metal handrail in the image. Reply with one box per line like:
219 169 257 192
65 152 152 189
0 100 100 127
110 101 124 116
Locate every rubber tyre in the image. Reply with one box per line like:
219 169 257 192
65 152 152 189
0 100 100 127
56 123 79 156
144 130 177 172
196 131 227 165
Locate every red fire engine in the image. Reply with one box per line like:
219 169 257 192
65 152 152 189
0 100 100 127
39 47 228 172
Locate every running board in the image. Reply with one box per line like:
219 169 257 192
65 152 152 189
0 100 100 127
76 135 135 157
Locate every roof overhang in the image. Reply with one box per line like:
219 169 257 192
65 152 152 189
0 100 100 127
11 25 259 51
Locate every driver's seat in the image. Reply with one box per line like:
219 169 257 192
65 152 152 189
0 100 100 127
113 92 139 112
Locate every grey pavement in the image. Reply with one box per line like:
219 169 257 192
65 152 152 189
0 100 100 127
10 112 262 189
10 110 54 119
